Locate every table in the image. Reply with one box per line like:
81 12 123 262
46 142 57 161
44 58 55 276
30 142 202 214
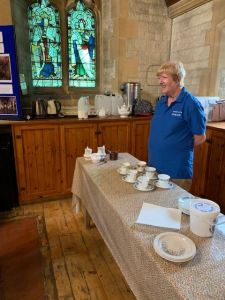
71 153 225 300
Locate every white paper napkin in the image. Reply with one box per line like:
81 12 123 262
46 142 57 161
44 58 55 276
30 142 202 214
136 202 182 229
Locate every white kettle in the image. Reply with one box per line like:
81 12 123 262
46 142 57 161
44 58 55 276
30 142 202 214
78 96 89 119
118 103 131 118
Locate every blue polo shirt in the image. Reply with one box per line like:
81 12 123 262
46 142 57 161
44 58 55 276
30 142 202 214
148 87 206 179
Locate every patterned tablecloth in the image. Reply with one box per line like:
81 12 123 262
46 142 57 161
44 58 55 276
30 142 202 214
71 153 225 300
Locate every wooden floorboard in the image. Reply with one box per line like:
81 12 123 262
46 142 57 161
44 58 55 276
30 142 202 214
10 198 136 300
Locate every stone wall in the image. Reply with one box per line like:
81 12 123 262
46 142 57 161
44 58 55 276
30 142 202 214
170 2 213 96
170 0 225 98
101 0 172 102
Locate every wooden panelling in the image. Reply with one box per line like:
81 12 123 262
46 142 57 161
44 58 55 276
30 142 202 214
98 121 131 153
191 127 225 213
13 124 62 202
60 122 98 192
131 119 150 162
12 117 151 203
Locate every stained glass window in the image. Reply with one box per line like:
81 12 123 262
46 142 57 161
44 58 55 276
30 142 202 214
28 0 62 87
68 0 96 87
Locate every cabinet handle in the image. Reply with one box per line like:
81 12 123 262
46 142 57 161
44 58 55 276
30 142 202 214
205 139 212 144
15 135 22 139
95 130 101 135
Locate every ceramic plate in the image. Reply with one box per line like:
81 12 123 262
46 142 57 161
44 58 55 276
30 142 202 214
155 180 174 189
133 183 154 192
153 232 196 263
83 154 91 160
122 176 136 184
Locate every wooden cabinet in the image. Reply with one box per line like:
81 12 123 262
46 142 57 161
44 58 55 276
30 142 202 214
205 130 225 213
98 121 131 153
13 123 62 202
191 130 212 197
191 127 225 213
12 116 151 203
131 118 150 162
60 122 98 192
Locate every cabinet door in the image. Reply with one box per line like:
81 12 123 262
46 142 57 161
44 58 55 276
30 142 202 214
60 122 97 191
97 121 130 152
191 130 212 196
205 130 225 212
13 124 62 202
131 119 150 161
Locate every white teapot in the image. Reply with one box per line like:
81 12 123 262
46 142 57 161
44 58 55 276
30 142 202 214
118 103 131 118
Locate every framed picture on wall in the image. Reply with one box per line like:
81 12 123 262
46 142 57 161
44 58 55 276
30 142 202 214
0 96 17 115
0 54 12 82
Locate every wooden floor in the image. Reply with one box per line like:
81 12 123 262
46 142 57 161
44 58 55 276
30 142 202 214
11 198 136 300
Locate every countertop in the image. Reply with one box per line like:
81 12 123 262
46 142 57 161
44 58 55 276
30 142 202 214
0 115 152 125
0 117 224 132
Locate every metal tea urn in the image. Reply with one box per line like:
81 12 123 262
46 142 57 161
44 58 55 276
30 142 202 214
120 82 141 108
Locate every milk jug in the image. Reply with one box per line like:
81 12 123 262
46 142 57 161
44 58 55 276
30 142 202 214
78 96 89 119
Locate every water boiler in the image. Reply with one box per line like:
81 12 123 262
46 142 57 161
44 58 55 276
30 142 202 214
120 82 141 107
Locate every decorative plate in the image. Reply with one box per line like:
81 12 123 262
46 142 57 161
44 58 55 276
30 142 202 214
153 232 196 263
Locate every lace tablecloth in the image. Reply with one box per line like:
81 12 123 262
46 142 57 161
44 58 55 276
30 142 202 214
71 153 225 300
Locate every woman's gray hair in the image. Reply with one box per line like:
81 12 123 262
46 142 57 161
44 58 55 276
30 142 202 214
157 61 186 87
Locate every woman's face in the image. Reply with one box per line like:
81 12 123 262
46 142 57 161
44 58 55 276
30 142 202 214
158 72 180 96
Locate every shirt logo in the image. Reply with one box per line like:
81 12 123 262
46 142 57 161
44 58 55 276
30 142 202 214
171 110 182 117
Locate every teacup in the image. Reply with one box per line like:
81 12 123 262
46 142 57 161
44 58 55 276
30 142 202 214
157 174 170 187
145 166 156 179
125 169 138 182
137 161 147 172
119 162 131 174
137 175 149 189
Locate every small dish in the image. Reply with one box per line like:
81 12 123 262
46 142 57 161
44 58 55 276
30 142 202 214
133 183 154 192
155 180 174 189
153 232 196 263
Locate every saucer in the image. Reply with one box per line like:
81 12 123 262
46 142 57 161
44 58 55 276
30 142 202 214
153 232 196 263
155 180 174 189
133 183 154 192
122 176 136 184
117 168 127 175
146 175 158 180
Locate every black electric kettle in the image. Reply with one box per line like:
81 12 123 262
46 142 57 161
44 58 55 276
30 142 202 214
32 99 48 118
47 99 61 115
